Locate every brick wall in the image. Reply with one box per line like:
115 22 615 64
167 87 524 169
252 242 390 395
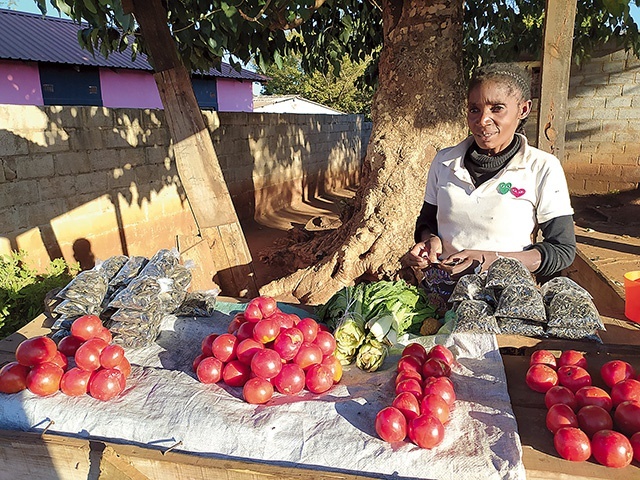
563 48 640 194
0 105 366 272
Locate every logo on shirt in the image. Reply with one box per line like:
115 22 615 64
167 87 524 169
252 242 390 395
498 182 526 198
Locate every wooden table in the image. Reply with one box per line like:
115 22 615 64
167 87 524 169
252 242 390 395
2 303 640 479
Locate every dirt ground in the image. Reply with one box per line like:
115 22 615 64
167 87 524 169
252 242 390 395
242 187 640 294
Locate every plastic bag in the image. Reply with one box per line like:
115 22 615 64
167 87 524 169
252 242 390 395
546 290 605 330
453 300 500 334
138 248 180 279
449 273 487 303
108 275 171 311
497 317 545 337
494 284 547 323
56 269 109 307
485 257 535 290
54 299 99 317
108 256 148 288
545 326 602 343
540 276 592 305
95 255 129 283
173 289 220 317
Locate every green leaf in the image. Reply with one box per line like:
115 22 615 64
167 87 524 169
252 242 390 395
83 0 98 15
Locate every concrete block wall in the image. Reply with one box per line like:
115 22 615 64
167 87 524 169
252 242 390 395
564 49 640 194
0 105 366 272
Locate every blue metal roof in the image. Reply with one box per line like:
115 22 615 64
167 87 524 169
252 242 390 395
0 8 266 82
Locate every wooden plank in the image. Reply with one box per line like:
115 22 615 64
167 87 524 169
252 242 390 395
536 0 577 161
176 234 220 292
129 0 258 297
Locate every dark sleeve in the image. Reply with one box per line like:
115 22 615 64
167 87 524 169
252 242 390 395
414 202 438 243
529 215 576 277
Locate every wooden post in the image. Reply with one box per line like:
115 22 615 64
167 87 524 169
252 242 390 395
537 0 577 162
128 0 257 297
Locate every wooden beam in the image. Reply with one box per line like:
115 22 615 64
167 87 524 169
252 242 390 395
128 0 257 297
537 0 577 162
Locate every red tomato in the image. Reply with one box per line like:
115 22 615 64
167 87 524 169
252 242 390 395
591 429 633 468
251 349 283 380
0 362 30 393
392 392 421 422
375 406 407 443
89 368 125 401
553 427 591 462
317 323 330 332
296 318 319 343
321 355 343 383
546 403 579 434
423 376 456 407
420 393 450 424
397 355 423 374
427 344 455 366
396 378 423 400
305 364 333 394
630 432 640 462
15 336 57 367
396 369 423 385
530 349 557 369
272 327 304 361
70 314 104 341
113 356 131 378
610 378 640 407
222 359 251 387
600 360 635 388
75 338 108 372
408 414 445 449
575 385 612 412
545 385 578 411
57 335 85 357
525 364 558 393
269 312 294 330
577 405 613 438
243 302 263 322
252 318 280 344
226 316 242 335
313 331 337 357
196 356 223 384
94 327 112 344
236 338 265 365
50 350 69 371
211 333 238 363
201 333 218 356
243 376 274 404
422 358 451 378
293 342 323 370
60 367 92 396
613 400 640 437
250 296 278 318
26 362 63 396
288 313 301 325
273 363 305 395
99 344 125 369
402 343 428 364
235 321 255 341
558 350 588 369
557 365 591 393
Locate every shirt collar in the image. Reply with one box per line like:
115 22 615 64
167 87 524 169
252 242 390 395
442 134 529 172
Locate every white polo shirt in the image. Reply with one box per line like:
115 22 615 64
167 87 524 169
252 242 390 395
424 134 574 258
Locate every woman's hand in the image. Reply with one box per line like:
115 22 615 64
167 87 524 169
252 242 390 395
403 235 443 269
438 250 500 276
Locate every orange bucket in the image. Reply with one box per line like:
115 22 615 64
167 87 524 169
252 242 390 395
624 271 640 323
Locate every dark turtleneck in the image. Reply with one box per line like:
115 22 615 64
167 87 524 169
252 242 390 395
464 135 522 186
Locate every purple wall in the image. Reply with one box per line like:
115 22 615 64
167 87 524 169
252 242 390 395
100 68 163 109
216 78 253 112
0 60 44 105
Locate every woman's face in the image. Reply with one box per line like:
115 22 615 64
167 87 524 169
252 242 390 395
467 80 531 155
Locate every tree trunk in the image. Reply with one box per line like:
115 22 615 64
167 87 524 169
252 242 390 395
127 0 258 297
261 0 467 305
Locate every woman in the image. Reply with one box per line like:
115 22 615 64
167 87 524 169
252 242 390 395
405 63 576 307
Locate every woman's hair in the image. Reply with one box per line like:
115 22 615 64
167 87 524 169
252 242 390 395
468 63 532 134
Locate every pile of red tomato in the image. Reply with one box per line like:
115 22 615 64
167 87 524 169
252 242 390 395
0 314 131 401
375 343 456 449
525 349 640 468
192 296 341 404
